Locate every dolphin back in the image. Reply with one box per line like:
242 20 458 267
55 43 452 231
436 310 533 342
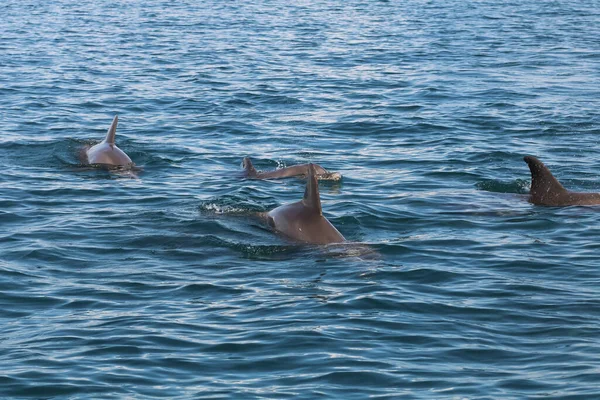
524 155 568 205
104 115 119 144
242 157 258 178
302 164 322 215
85 115 133 166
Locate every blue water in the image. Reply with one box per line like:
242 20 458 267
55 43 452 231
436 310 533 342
2 0 600 398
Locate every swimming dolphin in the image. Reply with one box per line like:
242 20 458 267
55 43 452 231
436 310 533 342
265 163 345 244
84 115 133 166
242 157 341 180
524 155 600 206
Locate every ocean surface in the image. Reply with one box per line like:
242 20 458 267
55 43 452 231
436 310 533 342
1 0 600 398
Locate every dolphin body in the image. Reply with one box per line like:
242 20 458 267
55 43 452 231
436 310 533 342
265 164 345 244
242 157 341 180
524 155 600 206
84 116 133 166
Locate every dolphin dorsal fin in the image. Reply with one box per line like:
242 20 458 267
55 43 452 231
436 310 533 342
104 115 118 144
524 155 567 197
243 157 258 177
303 164 322 215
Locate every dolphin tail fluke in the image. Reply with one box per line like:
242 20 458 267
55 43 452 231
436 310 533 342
243 157 258 178
303 164 322 215
104 115 118 144
524 155 567 196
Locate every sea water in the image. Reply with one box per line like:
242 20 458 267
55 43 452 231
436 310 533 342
1 0 599 398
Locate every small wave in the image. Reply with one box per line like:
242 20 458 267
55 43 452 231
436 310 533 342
476 179 530 194
200 202 254 215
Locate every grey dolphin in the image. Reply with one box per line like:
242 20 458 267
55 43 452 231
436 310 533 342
242 157 341 180
524 155 600 206
85 116 133 166
265 163 345 244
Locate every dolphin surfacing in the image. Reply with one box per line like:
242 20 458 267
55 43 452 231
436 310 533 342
242 157 341 180
524 155 600 206
265 164 345 244
85 116 133 166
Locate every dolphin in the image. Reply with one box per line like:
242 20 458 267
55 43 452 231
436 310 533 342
84 115 133 166
524 155 600 206
265 163 345 244
242 157 341 180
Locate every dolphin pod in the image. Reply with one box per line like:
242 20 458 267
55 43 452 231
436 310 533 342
77 116 600 244
524 156 600 206
264 164 345 244
242 157 341 180
84 115 133 166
